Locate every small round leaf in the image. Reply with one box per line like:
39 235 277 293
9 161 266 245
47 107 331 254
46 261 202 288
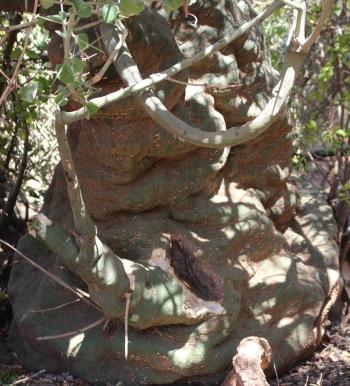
57 62 75 84
21 81 39 103
119 0 144 17
102 4 119 23
77 33 89 51
40 0 55 9
70 0 92 18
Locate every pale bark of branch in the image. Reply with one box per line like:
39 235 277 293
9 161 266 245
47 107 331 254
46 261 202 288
88 21 126 86
302 0 332 52
104 26 305 149
133 51 305 148
101 0 332 149
60 0 284 124
55 117 96 258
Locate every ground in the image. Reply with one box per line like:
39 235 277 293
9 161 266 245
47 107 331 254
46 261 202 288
0 300 349 385
0 182 349 385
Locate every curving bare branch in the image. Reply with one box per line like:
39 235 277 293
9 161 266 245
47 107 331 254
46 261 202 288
105 0 332 149
88 21 127 86
102 25 302 148
302 0 332 52
60 0 284 124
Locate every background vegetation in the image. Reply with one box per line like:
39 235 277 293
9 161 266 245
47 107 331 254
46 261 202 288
257 0 350 261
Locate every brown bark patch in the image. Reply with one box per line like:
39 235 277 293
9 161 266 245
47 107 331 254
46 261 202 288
170 234 224 302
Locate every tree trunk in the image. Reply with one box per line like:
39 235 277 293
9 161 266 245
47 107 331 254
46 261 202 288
7 1 340 385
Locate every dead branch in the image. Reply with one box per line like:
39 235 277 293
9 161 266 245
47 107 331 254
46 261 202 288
221 336 272 386
36 316 106 341
9 369 45 386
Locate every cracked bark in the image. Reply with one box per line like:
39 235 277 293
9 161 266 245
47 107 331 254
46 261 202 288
221 337 271 386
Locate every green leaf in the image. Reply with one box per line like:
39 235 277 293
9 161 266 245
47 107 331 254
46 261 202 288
40 0 55 9
70 0 92 18
55 92 68 106
71 57 85 74
119 0 144 17
26 49 39 60
57 62 75 83
38 12 66 24
86 102 98 118
102 4 119 23
11 47 21 60
76 33 89 51
335 129 347 137
55 85 70 106
21 81 39 103
306 120 317 131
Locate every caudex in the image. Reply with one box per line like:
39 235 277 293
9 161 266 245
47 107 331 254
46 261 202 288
25 0 332 358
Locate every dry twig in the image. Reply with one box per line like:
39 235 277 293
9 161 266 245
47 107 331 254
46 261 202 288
0 238 101 312
0 0 39 106
9 369 46 386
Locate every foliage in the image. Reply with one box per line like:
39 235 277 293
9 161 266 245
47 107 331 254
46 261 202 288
0 12 57 217
0 371 19 385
